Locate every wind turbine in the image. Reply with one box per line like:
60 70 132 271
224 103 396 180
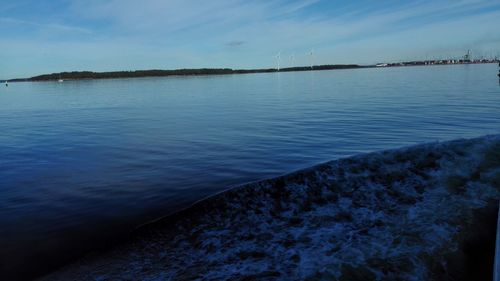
308 49 315 70
290 54 295 68
274 51 282 71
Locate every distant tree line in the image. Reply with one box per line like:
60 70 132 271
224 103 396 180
25 65 362 81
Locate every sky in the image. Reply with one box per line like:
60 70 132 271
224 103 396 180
1 0 500 78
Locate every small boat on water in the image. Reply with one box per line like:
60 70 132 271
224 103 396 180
5 81 8 87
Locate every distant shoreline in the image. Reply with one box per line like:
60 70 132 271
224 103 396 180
5 61 498 82
6 64 364 82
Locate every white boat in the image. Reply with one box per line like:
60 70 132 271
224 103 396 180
58 79 64 83
4 81 8 87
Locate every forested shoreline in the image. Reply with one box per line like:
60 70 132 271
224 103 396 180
9 64 362 82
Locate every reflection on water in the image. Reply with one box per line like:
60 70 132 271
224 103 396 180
1 64 500 279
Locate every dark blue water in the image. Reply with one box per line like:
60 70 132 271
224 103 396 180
1 64 500 278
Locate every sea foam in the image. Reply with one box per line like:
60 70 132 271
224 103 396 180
40 135 500 281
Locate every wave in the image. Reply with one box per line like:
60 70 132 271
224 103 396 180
40 134 500 281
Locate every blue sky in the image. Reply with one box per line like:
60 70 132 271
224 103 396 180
1 0 500 78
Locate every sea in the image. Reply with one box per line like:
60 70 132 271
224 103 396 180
1 63 500 279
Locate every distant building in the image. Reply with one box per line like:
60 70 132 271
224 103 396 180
463 50 471 63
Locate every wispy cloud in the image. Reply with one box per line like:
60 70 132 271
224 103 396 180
0 17 92 34
71 0 320 33
67 0 500 48
226 41 245 47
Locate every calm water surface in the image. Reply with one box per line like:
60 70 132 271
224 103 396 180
1 64 500 278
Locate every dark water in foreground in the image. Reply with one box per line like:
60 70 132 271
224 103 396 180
1 64 500 279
